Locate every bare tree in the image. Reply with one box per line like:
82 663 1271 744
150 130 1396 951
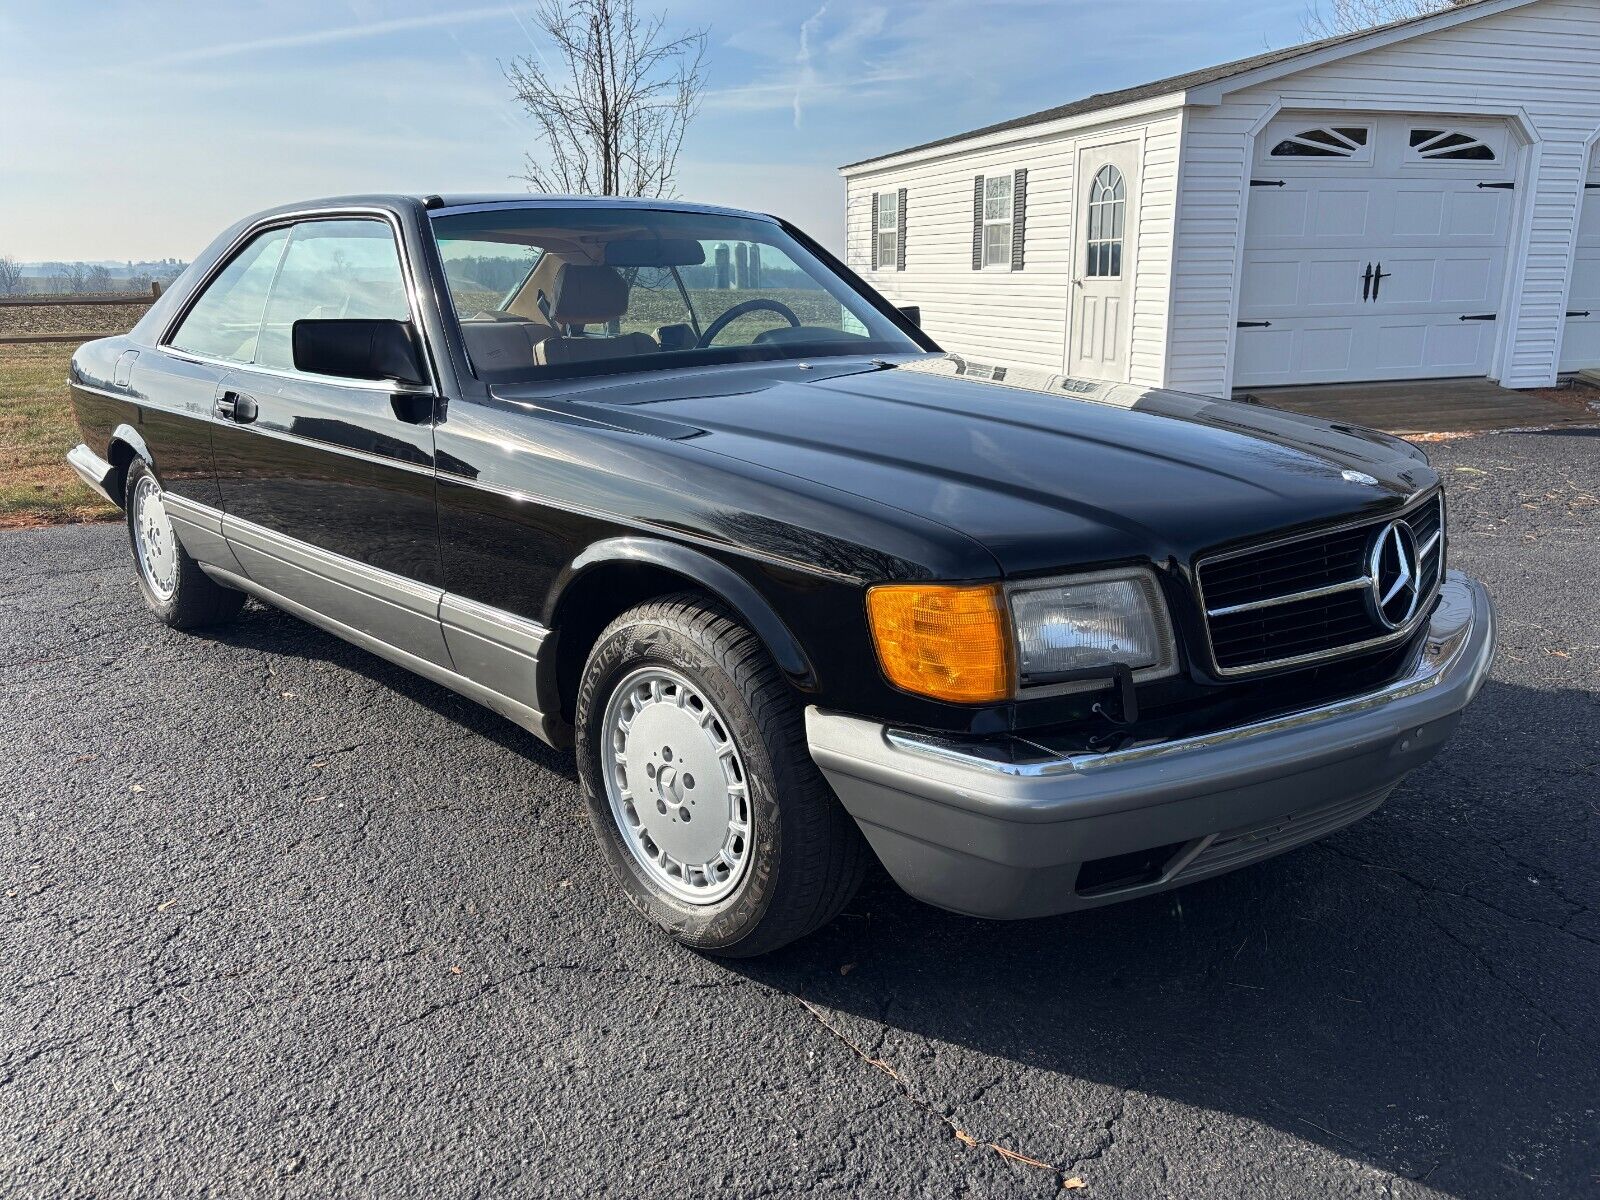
1303 0 1459 38
0 255 23 295
48 262 89 294
506 0 708 197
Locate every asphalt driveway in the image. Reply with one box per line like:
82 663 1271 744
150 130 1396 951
3 429 1597 1199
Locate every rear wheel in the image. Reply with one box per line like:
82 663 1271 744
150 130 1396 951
124 460 245 629
575 594 867 957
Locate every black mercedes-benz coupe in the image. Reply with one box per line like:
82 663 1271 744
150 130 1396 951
68 195 1494 955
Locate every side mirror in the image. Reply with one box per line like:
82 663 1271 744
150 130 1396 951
897 304 921 328
292 319 429 389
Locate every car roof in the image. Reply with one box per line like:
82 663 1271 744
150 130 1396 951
242 194 778 224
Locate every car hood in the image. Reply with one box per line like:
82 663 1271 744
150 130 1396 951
509 354 1438 578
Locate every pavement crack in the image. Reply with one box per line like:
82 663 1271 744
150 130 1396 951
795 997 1059 1176
1319 841 1600 951
1061 1094 1127 1183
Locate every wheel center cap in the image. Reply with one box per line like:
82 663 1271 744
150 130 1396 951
656 763 683 803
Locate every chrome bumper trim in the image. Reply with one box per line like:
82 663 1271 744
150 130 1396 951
885 571 1492 780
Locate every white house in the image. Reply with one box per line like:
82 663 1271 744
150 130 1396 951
839 0 1600 396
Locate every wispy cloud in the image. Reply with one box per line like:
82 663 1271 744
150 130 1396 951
704 68 917 117
793 5 826 129
145 6 510 67
700 4 910 128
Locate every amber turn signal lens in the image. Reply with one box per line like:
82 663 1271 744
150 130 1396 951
866 583 1013 703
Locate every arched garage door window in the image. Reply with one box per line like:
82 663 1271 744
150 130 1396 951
1085 165 1125 278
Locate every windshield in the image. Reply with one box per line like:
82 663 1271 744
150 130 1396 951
431 206 921 383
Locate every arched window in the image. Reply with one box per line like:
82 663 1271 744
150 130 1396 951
1085 165 1126 278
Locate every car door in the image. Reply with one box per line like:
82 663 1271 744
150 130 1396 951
206 214 451 668
153 223 294 569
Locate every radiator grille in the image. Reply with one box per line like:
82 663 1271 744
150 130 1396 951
1197 493 1444 675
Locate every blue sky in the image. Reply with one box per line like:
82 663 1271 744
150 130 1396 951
0 1 1306 262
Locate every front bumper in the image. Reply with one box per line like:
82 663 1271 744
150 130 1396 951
807 571 1495 919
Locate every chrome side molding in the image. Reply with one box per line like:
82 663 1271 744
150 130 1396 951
164 491 247 577
439 591 551 717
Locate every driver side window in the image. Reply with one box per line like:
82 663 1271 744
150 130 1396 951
253 219 410 371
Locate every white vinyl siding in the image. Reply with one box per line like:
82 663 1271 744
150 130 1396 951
844 110 1182 379
1168 0 1600 394
1130 115 1182 385
846 0 1600 394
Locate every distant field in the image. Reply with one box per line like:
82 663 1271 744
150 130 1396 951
453 286 841 339
0 295 152 340
0 342 117 527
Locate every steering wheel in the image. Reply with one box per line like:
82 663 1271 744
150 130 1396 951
697 298 801 348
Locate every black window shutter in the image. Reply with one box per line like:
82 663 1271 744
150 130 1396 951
1011 168 1028 271
896 187 907 271
869 192 879 269
972 176 984 270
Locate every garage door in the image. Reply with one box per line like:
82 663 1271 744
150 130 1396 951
1559 154 1600 372
1235 114 1516 388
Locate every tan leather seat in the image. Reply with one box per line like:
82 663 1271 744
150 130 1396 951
459 318 554 372
532 264 656 366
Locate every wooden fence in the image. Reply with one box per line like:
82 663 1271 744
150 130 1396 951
0 284 158 345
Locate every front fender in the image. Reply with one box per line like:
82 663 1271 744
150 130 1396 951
556 537 817 688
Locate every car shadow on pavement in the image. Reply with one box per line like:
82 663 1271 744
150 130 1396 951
204 599 574 773
201 604 1595 1196
725 677 1600 1198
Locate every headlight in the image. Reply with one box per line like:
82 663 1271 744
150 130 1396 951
865 571 1176 704
1009 571 1175 687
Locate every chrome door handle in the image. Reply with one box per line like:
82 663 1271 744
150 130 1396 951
215 391 258 423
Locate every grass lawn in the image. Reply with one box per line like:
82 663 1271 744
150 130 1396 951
0 343 118 528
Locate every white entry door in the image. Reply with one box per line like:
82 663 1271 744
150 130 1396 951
1235 114 1516 388
1559 153 1600 372
1068 140 1140 381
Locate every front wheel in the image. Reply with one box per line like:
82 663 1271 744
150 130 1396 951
124 460 245 629
575 594 867 957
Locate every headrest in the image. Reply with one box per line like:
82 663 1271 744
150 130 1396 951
549 264 628 324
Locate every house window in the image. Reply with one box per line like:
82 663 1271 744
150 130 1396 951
875 191 899 270
1084 165 1125 279
982 174 1013 268
1408 128 1496 162
1269 126 1370 159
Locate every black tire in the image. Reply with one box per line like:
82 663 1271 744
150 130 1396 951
124 460 246 630
575 593 868 957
